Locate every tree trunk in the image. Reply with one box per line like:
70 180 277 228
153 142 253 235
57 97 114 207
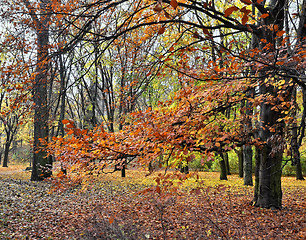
253 146 260 204
58 54 67 175
295 87 306 180
2 134 11 167
219 154 228 180
294 0 306 180
243 145 253 186
296 160 304 180
224 152 231 175
252 0 286 209
253 94 283 209
243 91 254 185
291 87 304 180
30 0 52 181
180 165 189 174
121 160 126 178
235 147 244 178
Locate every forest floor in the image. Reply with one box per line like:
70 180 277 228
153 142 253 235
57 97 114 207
0 165 305 240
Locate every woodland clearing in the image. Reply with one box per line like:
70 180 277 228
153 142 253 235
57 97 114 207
0 166 305 240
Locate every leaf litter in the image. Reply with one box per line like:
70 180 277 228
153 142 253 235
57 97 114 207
0 168 305 239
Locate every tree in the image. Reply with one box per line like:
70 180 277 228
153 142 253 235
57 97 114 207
21 0 53 180
0 32 30 168
19 0 306 209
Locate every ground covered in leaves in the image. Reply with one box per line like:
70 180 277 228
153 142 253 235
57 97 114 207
0 166 305 239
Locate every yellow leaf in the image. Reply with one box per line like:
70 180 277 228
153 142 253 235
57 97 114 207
279 79 285 85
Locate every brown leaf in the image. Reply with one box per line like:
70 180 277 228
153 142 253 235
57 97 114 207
224 6 239 17
240 0 252 5
158 27 166 34
242 13 248 25
170 0 178 9
153 4 162 13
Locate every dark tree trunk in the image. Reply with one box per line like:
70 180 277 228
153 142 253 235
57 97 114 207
2 134 11 167
243 145 253 186
295 87 306 180
58 54 67 175
294 0 306 180
219 154 228 180
243 91 254 186
121 161 126 178
252 0 286 209
30 0 52 181
180 165 189 174
235 147 244 178
253 147 260 204
253 90 283 209
296 160 304 180
291 88 304 180
224 152 231 175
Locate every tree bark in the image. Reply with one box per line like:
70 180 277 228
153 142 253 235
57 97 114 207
235 147 244 178
291 87 304 180
251 0 287 209
253 91 283 209
224 152 231 175
2 133 11 167
243 91 254 186
30 0 52 181
243 145 253 186
219 153 228 180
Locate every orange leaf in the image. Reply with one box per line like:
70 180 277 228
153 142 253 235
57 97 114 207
224 6 239 17
257 0 264 3
276 30 285 37
156 185 161 194
62 119 69 124
261 13 269 19
66 123 74 128
170 0 178 9
158 27 165 34
67 129 74 135
109 216 114 224
240 0 252 4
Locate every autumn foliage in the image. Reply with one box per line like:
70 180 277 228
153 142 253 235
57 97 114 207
0 0 305 230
